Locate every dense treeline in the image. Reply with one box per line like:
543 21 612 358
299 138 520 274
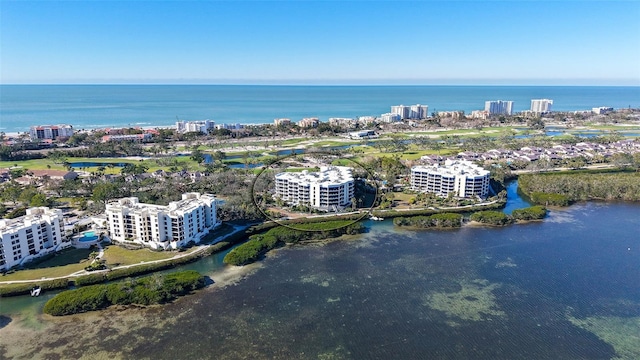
223 221 366 266
393 213 463 228
519 171 640 202
43 270 205 316
528 193 571 206
511 206 547 220
469 211 512 226
372 200 506 218
394 207 547 228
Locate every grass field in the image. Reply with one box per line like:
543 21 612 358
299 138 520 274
0 248 93 281
199 223 238 244
101 245 177 267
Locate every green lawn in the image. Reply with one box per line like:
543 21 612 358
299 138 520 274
280 138 310 146
101 245 177 267
583 124 640 130
0 158 66 171
199 223 238 244
0 248 93 281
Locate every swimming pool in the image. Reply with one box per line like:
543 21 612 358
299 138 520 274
80 231 98 242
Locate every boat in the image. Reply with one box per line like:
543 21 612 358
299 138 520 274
30 286 42 297
370 216 384 221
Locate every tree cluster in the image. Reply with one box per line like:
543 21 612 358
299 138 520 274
393 213 463 228
43 270 205 316
223 221 366 266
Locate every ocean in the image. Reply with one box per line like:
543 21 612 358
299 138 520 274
1 85 639 134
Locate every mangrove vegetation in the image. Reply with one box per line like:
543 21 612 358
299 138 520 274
519 171 640 203
393 213 463 228
223 220 366 266
42 270 206 316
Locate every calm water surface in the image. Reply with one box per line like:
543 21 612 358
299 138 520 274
1 201 639 359
2 85 639 133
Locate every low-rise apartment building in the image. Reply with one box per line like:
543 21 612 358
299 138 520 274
411 160 490 198
0 207 66 271
29 124 74 140
176 120 215 134
105 193 218 250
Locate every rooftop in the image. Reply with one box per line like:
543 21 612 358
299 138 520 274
412 160 490 178
276 166 354 187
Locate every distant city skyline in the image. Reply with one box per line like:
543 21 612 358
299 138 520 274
1 1 639 85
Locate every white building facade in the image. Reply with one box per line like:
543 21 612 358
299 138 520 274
484 100 514 115
391 105 410 119
274 118 292 126
0 207 66 271
379 113 401 123
176 120 215 134
391 104 428 119
29 124 74 140
530 99 554 114
275 166 355 211
411 160 490 198
298 118 320 128
592 107 614 114
409 104 429 119
105 193 218 250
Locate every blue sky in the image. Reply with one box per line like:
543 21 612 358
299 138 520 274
1 1 639 85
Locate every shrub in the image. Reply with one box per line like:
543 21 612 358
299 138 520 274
223 220 366 266
393 213 463 228
529 192 571 207
43 270 205 316
511 206 547 220
469 211 513 226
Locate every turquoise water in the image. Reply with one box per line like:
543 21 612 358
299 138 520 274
79 231 98 242
1 85 638 133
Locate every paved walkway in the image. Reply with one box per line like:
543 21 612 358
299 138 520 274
0 225 249 285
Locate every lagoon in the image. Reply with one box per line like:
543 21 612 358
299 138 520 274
1 194 639 359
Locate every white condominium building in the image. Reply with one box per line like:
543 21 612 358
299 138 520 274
391 104 429 119
106 193 218 250
592 106 614 115
0 207 65 271
530 99 554 114
29 124 74 140
176 120 215 134
274 118 292 126
391 105 410 119
298 117 320 128
484 100 514 115
380 113 401 123
215 123 244 130
410 104 429 119
275 166 355 211
411 160 490 198
357 116 377 125
380 113 402 123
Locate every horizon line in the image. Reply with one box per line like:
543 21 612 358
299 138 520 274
2 78 639 87
2 83 639 87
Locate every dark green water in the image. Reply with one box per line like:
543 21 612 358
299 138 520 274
1 202 639 359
